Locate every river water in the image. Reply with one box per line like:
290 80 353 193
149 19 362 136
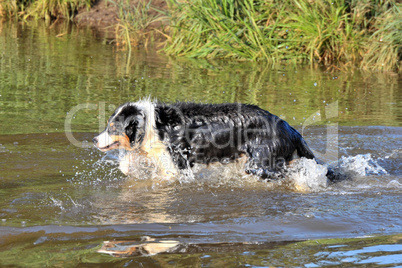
0 21 401 267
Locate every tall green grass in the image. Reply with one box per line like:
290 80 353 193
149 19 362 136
164 0 401 72
1 0 400 72
360 3 401 71
26 0 92 20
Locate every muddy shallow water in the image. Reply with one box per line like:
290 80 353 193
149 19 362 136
0 21 401 266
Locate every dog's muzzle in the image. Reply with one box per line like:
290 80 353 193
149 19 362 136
93 132 120 151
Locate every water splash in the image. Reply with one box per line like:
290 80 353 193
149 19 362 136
50 196 65 211
73 146 391 194
337 153 388 177
286 158 329 192
387 180 402 188
69 149 124 186
47 193 85 214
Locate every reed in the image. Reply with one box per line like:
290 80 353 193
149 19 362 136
1 0 400 72
0 0 33 17
26 0 92 20
360 3 401 72
109 0 168 50
164 0 401 72
0 0 92 20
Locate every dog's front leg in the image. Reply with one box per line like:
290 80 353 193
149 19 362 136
244 167 283 180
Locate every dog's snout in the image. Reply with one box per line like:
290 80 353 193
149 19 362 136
92 136 98 144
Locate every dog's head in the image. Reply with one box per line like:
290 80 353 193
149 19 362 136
93 103 147 152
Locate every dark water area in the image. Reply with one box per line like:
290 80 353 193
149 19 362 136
0 21 401 267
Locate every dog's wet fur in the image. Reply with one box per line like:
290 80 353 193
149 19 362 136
93 100 332 180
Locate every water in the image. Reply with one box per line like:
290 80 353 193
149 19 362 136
0 21 401 267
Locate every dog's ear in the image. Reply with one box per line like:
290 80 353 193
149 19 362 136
125 114 146 146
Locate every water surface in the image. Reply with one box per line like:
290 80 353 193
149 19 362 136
0 21 401 267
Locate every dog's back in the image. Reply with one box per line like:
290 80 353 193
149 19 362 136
155 102 315 178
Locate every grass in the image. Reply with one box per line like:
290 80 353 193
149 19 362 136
1 0 400 72
0 0 168 49
164 0 401 72
25 0 93 20
108 0 168 50
0 0 31 17
360 3 401 71
0 0 92 20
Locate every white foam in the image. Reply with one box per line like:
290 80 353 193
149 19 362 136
386 180 402 188
81 146 391 193
337 153 388 177
286 158 329 192
84 153 333 192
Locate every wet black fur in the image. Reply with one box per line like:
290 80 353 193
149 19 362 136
155 102 315 179
104 102 317 180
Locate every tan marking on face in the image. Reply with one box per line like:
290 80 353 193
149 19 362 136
120 133 131 149
108 134 131 150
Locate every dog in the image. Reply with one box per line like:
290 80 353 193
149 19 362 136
93 99 318 180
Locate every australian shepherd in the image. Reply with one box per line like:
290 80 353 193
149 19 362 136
93 99 319 180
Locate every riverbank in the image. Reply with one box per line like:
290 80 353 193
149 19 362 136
1 0 400 72
74 0 168 47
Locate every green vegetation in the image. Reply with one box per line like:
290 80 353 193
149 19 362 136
1 0 400 72
109 0 168 50
26 0 92 20
0 0 92 20
165 0 401 72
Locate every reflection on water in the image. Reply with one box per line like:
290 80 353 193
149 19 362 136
0 226 401 267
0 21 401 266
0 21 401 136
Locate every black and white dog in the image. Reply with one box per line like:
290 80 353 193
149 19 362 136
93 99 318 180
